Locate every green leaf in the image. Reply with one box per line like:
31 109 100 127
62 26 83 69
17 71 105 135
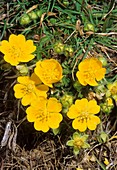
81 135 89 141
82 143 90 149
100 132 108 143
73 132 81 139
73 148 80 155
52 128 60 135
66 140 74 146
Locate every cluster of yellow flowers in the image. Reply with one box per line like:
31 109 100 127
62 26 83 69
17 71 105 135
0 34 63 132
13 59 63 132
0 34 107 133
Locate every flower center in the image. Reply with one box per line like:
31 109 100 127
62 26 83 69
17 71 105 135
42 68 59 83
9 45 23 59
73 138 84 148
24 82 36 94
77 109 90 122
84 69 95 81
27 83 34 91
35 106 50 123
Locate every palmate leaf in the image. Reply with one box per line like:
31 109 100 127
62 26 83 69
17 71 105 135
61 76 71 87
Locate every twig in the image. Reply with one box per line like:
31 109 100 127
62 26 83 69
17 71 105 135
104 50 117 66
0 121 12 148
102 1 115 20
86 31 117 36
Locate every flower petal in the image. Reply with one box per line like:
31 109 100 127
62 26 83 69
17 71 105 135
36 84 49 92
78 59 89 71
76 71 87 86
87 115 100 130
17 76 31 84
4 54 19 66
9 34 26 45
67 105 79 119
21 93 35 106
72 118 87 132
85 77 98 86
24 40 36 54
31 73 42 85
75 98 88 110
48 113 63 129
95 68 106 81
31 97 47 109
13 84 26 98
88 100 100 114
0 40 10 54
26 107 38 122
47 98 62 113
34 120 49 132
19 54 35 62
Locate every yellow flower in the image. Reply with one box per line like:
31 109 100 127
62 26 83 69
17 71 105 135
67 98 100 132
13 76 49 106
34 59 63 88
26 97 63 132
107 81 117 102
76 57 106 86
0 34 36 66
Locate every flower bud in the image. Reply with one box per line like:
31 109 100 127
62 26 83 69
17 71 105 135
64 45 74 57
101 104 112 114
98 56 107 66
106 98 114 106
84 23 95 32
63 0 69 6
16 65 29 75
19 14 31 25
36 9 43 17
106 81 117 102
60 93 74 113
100 98 114 114
95 84 106 94
53 42 64 54
28 11 38 20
